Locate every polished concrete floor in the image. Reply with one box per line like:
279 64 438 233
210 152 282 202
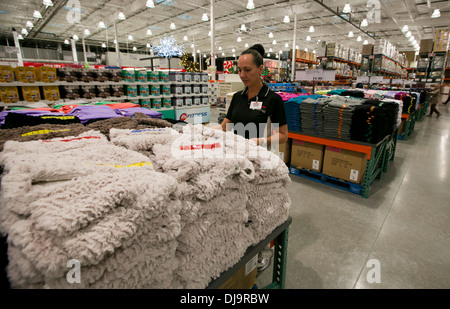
210 103 450 289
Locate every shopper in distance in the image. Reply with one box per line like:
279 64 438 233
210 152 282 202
427 84 441 118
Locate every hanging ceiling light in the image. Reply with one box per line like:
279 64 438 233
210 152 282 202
202 13 209 22
33 10 43 19
267 53 270 57
118 12 126 20
348 31 354 38
233 53 236 57
272 40 277 45
218 46 222 50
84 29 90 36
296 45 299 49
232 48 236 52
240 24 247 32
191 43 194 48
283 15 290 23
285 43 289 48
146 0 155 8
147 43 151 48
208 31 211 37
18 34 24 40
245 43 249 48
304 48 308 52
431 9 440 18
197 49 200 53
133 46 137 51
405 31 411 38
184 35 188 41
309 26 315 33
43 0 53 7
101 43 106 48
73 34 79 41
237 37 242 42
279 50 282 54
401 25 409 33
222 52 225 56
306 35 311 41
363 40 368 45
170 22 176 30
269 32 274 38
247 0 255 10
26 21 34 28
64 39 70 45
128 34 133 41
21 28 28 35
361 19 368 27
269 48 273 52
343 3 351 13
146 29 152 36
357 36 362 42
98 21 106 29
313 50 316 54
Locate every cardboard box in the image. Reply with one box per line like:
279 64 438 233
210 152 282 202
322 146 367 184
419 39 433 54
290 140 324 172
0 86 19 103
0 66 15 82
35 66 57 83
15 66 36 83
361 44 374 56
22 86 41 102
42 86 60 101
278 139 292 164
219 255 258 289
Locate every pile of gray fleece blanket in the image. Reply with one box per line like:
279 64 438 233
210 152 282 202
0 124 291 289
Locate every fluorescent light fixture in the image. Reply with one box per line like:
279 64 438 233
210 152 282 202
247 0 255 10
348 31 354 38
306 35 311 41
405 31 411 38
269 32 274 38
357 36 362 42
184 35 188 41
21 28 28 35
431 9 440 18
343 4 351 13
98 21 106 29
33 10 42 18
222 52 225 56
197 49 200 53
309 26 315 33
146 29 152 36
64 39 70 45
43 0 53 7
18 34 24 40
84 29 90 36
408 36 414 42
101 43 106 48
132 46 137 51
272 40 277 45
202 13 209 22
232 48 235 52
285 43 289 47
170 22 176 30
361 19 368 27
363 40 368 45
237 37 242 42
283 15 290 23
218 46 222 50
240 24 247 31
128 34 133 41
203 54 206 58
26 21 34 28
245 43 249 48
146 0 155 8
118 12 125 20
296 45 299 49
304 48 308 52
73 34 79 41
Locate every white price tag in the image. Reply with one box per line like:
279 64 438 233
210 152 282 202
350 169 359 181
245 255 258 276
312 160 320 171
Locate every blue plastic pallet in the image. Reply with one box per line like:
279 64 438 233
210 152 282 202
289 166 363 195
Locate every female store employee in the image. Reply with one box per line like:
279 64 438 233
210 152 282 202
220 44 288 147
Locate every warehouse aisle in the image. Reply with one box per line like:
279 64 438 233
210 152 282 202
210 104 450 289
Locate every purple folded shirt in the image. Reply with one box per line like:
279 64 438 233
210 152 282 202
114 107 162 119
67 105 122 123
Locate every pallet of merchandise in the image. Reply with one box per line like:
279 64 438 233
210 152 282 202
289 166 364 195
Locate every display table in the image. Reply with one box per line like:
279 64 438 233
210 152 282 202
288 131 398 198
206 217 292 289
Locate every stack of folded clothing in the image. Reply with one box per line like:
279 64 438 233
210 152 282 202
340 89 365 99
0 131 182 288
284 95 323 132
323 97 362 140
300 97 331 136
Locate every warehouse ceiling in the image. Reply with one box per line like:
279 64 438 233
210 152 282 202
0 0 449 58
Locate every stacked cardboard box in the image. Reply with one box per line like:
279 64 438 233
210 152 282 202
419 39 434 54
433 30 449 52
15 67 36 83
0 66 15 83
35 67 57 83
361 44 373 56
290 140 324 173
322 146 367 184
0 86 19 103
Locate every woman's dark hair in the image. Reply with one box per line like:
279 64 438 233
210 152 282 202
240 44 265 67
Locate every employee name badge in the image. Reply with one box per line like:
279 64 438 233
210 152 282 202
250 101 263 110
